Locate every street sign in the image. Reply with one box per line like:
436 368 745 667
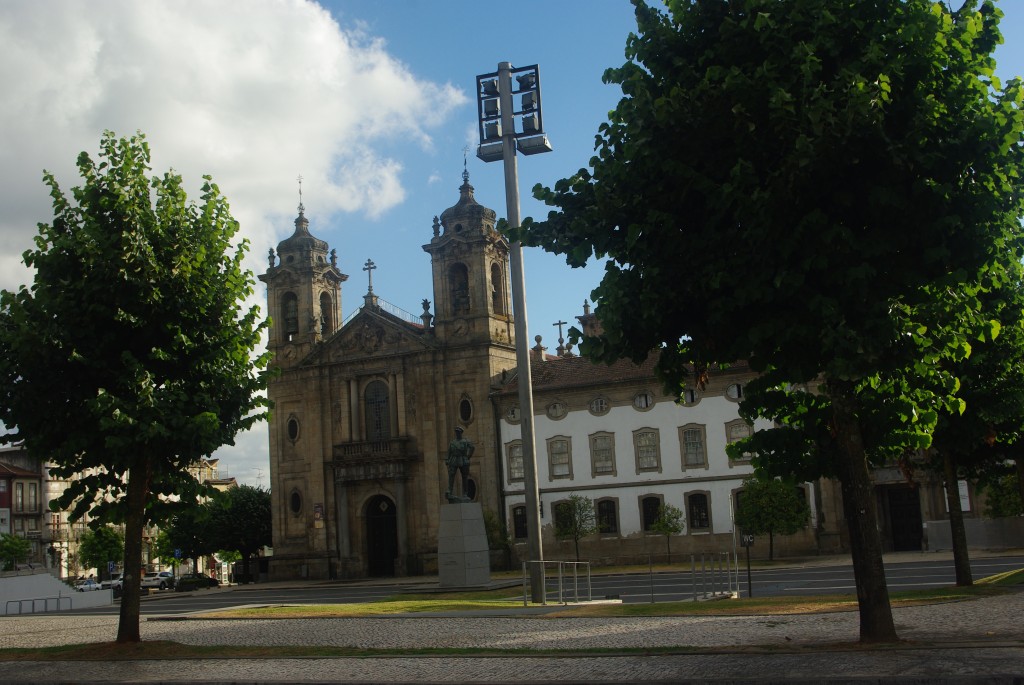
741 534 755 547
108 561 114 573
174 548 181 559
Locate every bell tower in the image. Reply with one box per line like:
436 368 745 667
422 168 514 348
260 194 348 368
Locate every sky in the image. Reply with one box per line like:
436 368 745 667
2 1 1023 487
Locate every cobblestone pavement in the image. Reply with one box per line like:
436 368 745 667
0 590 1021 683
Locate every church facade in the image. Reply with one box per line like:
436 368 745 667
260 172 516 579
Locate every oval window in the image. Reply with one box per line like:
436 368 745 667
287 417 299 442
459 398 473 423
289 490 302 514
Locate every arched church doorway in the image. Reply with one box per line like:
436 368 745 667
365 495 397 577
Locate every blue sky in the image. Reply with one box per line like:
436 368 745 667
1 1 1023 486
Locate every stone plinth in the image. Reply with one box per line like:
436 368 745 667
438 502 491 588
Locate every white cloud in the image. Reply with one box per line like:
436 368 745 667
0 0 468 485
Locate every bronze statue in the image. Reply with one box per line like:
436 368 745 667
445 426 474 503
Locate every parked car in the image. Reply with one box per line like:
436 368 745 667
140 571 175 590
175 572 220 591
75 578 102 592
100 573 122 591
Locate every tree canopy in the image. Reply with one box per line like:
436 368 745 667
0 132 270 642
206 484 272 582
77 526 125 579
734 477 810 561
515 0 1024 643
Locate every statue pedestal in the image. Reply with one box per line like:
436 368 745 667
438 502 491 588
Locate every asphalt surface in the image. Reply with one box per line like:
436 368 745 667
0 551 1021 684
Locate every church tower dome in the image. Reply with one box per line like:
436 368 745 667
260 189 347 366
423 168 513 347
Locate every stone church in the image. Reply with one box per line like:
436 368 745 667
260 170 516 580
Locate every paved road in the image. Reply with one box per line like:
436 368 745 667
1 568 1022 683
3 551 1020 683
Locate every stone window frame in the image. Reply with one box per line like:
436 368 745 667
679 423 709 470
589 431 617 478
633 428 662 474
680 387 702 406
547 435 573 480
725 382 744 402
639 493 664 532
458 394 474 426
686 490 712 533
632 390 655 411
725 418 754 467
588 396 610 416
506 440 524 483
546 400 568 420
595 497 620 535
511 505 528 539
286 414 300 444
505 405 521 424
288 488 303 517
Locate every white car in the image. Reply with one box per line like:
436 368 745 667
140 571 175 590
75 579 102 592
100 573 122 590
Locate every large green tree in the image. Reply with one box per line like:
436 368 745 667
734 477 810 561
515 0 1024 642
77 526 125 580
206 485 272 582
0 132 269 642
927 272 1024 585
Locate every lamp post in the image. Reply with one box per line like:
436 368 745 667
476 62 552 603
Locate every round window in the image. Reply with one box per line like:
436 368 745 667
289 490 302 515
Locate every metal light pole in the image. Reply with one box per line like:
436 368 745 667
476 62 552 603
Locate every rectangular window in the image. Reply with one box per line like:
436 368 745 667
725 419 753 464
634 429 661 472
548 437 572 479
28 484 37 512
688 493 710 530
14 483 23 513
590 432 615 476
641 496 662 531
507 441 524 482
0 480 7 493
597 500 618 534
680 424 707 468
512 505 528 539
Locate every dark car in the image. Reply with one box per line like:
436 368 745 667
175 572 220 591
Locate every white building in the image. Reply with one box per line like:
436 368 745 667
493 311 820 565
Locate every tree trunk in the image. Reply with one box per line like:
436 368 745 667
768 530 775 561
665 535 672 565
942 453 973 586
117 458 152 643
828 379 898 643
1016 458 1024 512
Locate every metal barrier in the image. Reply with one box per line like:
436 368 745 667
521 560 592 606
5 595 72 615
689 552 738 601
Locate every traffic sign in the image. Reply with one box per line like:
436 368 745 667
741 534 755 547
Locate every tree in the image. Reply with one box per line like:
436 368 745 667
77 526 125 579
0 132 270 642
979 469 1024 518
157 505 215 572
0 534 31 571
648 503 684 564
515 0 1024 643
206 485 272 583
553 494 597 562
734 477 810 561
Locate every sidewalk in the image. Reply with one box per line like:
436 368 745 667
1 550 1019 683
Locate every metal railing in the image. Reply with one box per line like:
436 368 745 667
5 595 72 615
521 560 592 606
